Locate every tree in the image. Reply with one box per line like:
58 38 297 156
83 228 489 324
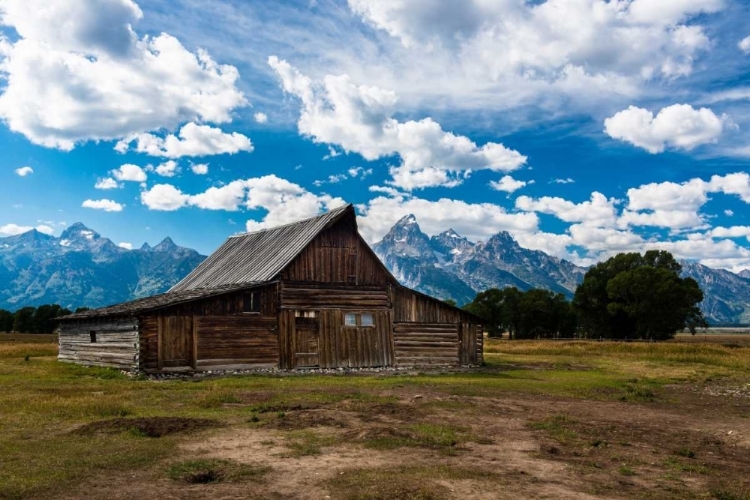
0 309 13 332
443 299 457 307
464 288 511 338
32 304 72 333
573 250 706 340
12 307 37 333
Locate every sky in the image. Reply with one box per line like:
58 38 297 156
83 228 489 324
1 0 750 270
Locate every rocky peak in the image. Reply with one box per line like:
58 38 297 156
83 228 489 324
739 269 750 279
153 237 178 253
140 242 152 251
430 229 475 261
374 214 434 260
60 222 99 241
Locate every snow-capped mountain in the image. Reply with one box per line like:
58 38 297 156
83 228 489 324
373 214 750 324
0 223 205 311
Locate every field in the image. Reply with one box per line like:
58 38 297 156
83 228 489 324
1 334 749 500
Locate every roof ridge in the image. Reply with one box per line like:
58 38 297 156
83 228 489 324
230 203 352 238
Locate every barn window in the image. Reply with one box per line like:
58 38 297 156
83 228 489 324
243 292 261 313
344 313 357 326
360 313 374 327
344 313 375 327
90 331 97 343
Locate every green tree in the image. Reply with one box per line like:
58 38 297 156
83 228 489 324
573 250 706 340
516 289 576 339
12 307 37 333
464 288 510 338
0 309 13 332
32 304 72 333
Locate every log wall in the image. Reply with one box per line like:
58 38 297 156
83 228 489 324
59 317 139 370
280 282 390 310
393 322 459 366
393 286 475 323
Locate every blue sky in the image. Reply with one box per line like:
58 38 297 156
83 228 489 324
1 0 750 270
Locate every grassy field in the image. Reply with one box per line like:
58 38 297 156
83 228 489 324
1 335 749 499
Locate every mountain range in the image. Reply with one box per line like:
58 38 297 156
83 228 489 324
1 218 749 324
0 223 205 311
372 215 750 325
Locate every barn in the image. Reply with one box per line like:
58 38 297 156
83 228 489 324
58 205 483 372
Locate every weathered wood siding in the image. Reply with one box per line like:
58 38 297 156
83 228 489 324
281 219 391 285
59 317 139 370
393 322 459 366
197 315 278 368
392 286 482 365
280 282 390 310
139 284 279 371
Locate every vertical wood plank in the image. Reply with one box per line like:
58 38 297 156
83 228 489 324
157 315 163 371
191 315 198 369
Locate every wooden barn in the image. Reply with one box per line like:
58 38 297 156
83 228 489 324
58 205 483 372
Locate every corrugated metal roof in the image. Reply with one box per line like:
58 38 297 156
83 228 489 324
59 283 261 320
170 204 355 292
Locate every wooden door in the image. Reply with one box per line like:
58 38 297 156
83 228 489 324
294 316 319 367
158 316 196 369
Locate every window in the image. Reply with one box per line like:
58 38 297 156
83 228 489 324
243 292 261 313
90 331 97 343
360 313 374 327
344 313 375 327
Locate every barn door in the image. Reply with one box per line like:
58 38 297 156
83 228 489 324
294 315 319 368
158 316 196 369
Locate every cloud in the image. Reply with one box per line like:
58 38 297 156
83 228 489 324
516 192 618 227
604 104 725 153
551 178 575 184
153 160 179 177
348 166 372 178
254 112 268 124
82 199 124 212
0 223 54 236
346 0 720 109
190 180 248 211
725 209 734 217
14 166 33 177
117 123 253 158
140 184 190 211
118 242 133 250
94 178 120 190
740 36 750 54
111 164 147 182
0 0 247 150
269 57 527 190
191 163 209 175
709 226 750 239
489 175 527 194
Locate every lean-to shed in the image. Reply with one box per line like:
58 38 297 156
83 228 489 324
58 205 483 372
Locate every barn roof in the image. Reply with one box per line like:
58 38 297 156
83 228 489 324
170 204 355 292
59 283 263 321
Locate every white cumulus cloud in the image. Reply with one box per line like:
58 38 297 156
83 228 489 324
191 163 209 175
0 0 247 150
95 178 120 190
14 166 33 177
111 164 147 182
0 223 54 236
117 123 253 158
140 184 191 211
489 176 527 194
269 56 527 190
604 104 725 153
82 199 124 212
118 242 133 250
254 112 268 124
739 36 750 54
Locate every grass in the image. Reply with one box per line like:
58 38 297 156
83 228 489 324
1 337 749 499
528 414 578 442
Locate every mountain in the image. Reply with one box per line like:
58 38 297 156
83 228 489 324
0 223 205 311
679 262 750 324
372 215 586 304
373 215 750 325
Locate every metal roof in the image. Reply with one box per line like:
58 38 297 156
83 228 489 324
170 204 355 292
59 283 262 321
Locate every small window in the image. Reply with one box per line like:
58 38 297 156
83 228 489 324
243 292 261 313
90 331 97 343
360 313 374 327
344 313 357 326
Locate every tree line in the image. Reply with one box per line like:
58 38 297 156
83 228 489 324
461 250 708 341
0 305 89 334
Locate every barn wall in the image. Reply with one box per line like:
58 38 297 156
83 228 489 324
278 283 393 369
139 284 279 371
59 317 139 370
281 219 391 285
393 286 483 365
197 315 278 368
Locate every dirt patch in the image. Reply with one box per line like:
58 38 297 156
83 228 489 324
263 409 349 430
74 417 219 438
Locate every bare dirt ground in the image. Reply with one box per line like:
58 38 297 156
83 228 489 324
49 383 750 500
